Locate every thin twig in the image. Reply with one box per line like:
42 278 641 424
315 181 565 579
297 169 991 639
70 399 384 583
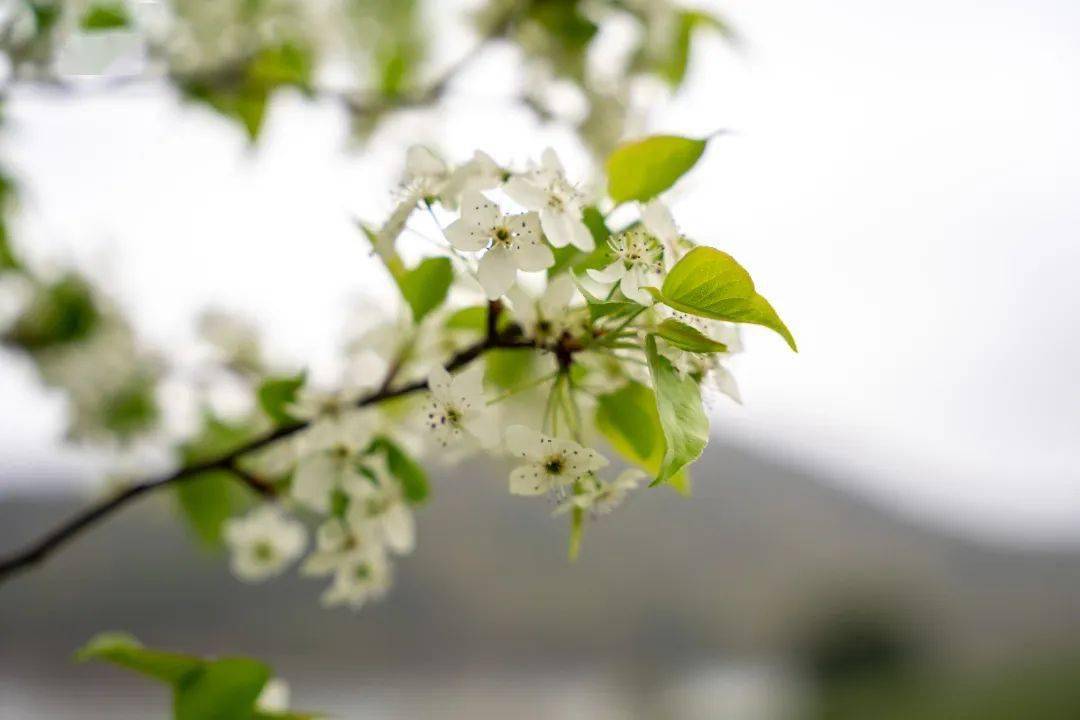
0 333 533 585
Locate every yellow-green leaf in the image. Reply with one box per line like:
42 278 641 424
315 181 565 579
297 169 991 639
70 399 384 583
645 335 709 485
606 135 707 203
660 247 796 351
654 318 728 353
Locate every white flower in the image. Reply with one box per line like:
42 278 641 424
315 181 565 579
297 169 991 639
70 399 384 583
505 273 577 344
424 363 499 449
223 505 306 582
445 190 553 299
556 468 644 515
504 148 595 252
640 198 682 266
256 679 290 714
343 452 416 555
586 227 664 305
289 395 375 513
405 146 502 209
301 518 366 577
663 313 744 404
320 544 393 611
504 425 609 496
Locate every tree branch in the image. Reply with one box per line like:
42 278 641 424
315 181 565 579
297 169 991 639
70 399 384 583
0 333 536 585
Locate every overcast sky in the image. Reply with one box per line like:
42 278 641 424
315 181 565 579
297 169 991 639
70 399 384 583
0 0 1077 546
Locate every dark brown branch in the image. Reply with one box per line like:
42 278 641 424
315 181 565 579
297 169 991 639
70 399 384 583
0 333 537 585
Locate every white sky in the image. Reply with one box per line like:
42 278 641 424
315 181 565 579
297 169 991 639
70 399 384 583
0 0 1077 546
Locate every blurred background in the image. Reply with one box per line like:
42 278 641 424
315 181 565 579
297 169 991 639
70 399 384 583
1 0 1079 718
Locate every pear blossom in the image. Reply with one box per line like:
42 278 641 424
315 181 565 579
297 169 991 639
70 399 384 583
505 273 579 344
301 518 367 578
556 468 644 515
505 425 609 496
640 198 683 268
586 227 664 304
663 313 744 404
405 146 502 209
223 505 306 582
343 452 416 555
445 191 553 299
504 148 595 251
424 363 499 448
289 391 375 513
319 543 393 611
256 679 291 714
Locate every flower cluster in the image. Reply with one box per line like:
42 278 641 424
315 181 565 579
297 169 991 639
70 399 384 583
207 140 796 610
2 136 791 613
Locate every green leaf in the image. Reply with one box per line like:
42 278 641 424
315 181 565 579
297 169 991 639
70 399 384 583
485 348 536 390
659 247 796 351
444 305 487 333
7 276 99 351
606 135 707 203
76 633 202 685
370 437 429 504
594 381 690 495
657 10 737 88
176 470 249 548
180 413 262 467
257 373 305 426
80 2 130 31
654 318 728 353
645 335 709 485
569 273 640 323
397 256 453 323
174 658 270 720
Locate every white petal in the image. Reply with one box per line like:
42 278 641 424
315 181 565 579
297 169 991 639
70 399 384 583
568 217 595 251
504 424 547 460
539 209 572 248
541 147 565 175
509 464 549 496
291 452 338 513
504 176 549 211
458 190 501 228
541 274 576 315
405 145 447 180
620 267 652 305
514 237 555 272
505 285 538 330
641 199 678 242
586 263 625 284
427 365 453 398
713 363 743 404
451 362 486 402
615 468 646 490
463 411 500 449
444 217 489 252
477 246 518 300
383 504 416 554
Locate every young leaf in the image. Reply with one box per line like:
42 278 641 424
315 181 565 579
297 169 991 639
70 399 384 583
370 436 430 504
257 373 305 426
175 470 250 548
174 658 271 720
594 381 690 495
657 10 738 88
606 135 707 203
397 256 453 323
659 247 796 351
80 2 130 31
444 305 487 333
645 335 709 485
76 633 202 684
654 318 728 353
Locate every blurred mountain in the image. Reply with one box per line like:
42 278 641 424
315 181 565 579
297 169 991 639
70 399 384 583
1 439 1078 711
